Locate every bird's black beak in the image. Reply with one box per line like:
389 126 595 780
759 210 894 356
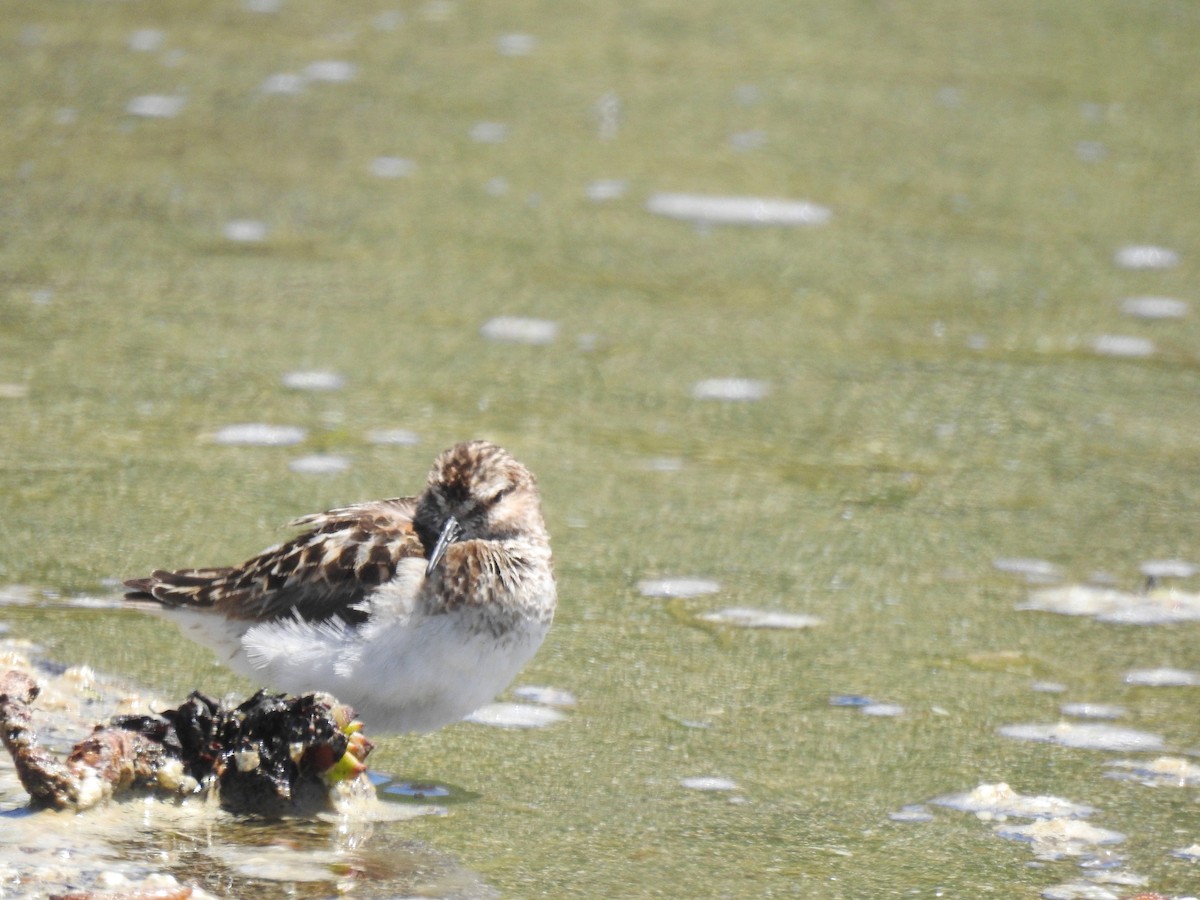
426 515 463 575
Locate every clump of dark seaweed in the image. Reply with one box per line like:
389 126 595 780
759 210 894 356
0 670 372 816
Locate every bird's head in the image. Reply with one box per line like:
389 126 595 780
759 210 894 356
414 441 546 574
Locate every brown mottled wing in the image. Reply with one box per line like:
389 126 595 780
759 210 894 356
123 498 423 625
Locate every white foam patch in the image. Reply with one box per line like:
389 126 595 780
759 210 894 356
212 423 307 446
364 428 420 445
585 179 628 202
470 121 509 143
997 722 1165 752
1172 842 1200 861
1092 334 1155 358
126 95 185 118
1121 296 1189 320
994 818 1125 860
1019 584 1200 624
223 219 268 243
1124 667 1200 687
496 33 537 56
729 130 767 152
680 776 737 792
644 456 684 472
1104 756 1200 787
260 73 307 95
63 594 122 610
698 607 821 630
304 60 358 83
0 585 38 606
1042 874 1148 899
860 703 905 717
1113 245 1179 270
0 383 28 399
370 156 416 179
931 783 1094 819
1031 681 1067 693
466 702 565 729
1139 558 1197 578
128 29 165 52
691 378 770 401
637 577 720 598
373 10 405 30
646 192 831 227
1059 703 1125 720
512 685 577 708
281 370 344 391
992 557 1062 582
288 454 349 475
480 316 558 345
204 842 342 883
888 805 935 823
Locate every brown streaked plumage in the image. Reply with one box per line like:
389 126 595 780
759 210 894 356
125 441 556 733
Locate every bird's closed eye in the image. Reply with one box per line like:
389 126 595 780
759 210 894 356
486 484 516 506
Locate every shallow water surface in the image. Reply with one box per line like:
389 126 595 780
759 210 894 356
1 1 1198 897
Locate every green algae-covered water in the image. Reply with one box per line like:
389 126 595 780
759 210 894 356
2 2 1198 896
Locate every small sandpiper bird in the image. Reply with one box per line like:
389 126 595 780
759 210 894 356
125 441 556 733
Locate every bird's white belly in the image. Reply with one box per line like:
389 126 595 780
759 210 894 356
238 610 551 733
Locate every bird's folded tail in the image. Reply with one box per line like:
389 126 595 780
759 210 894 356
123 568 240 608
